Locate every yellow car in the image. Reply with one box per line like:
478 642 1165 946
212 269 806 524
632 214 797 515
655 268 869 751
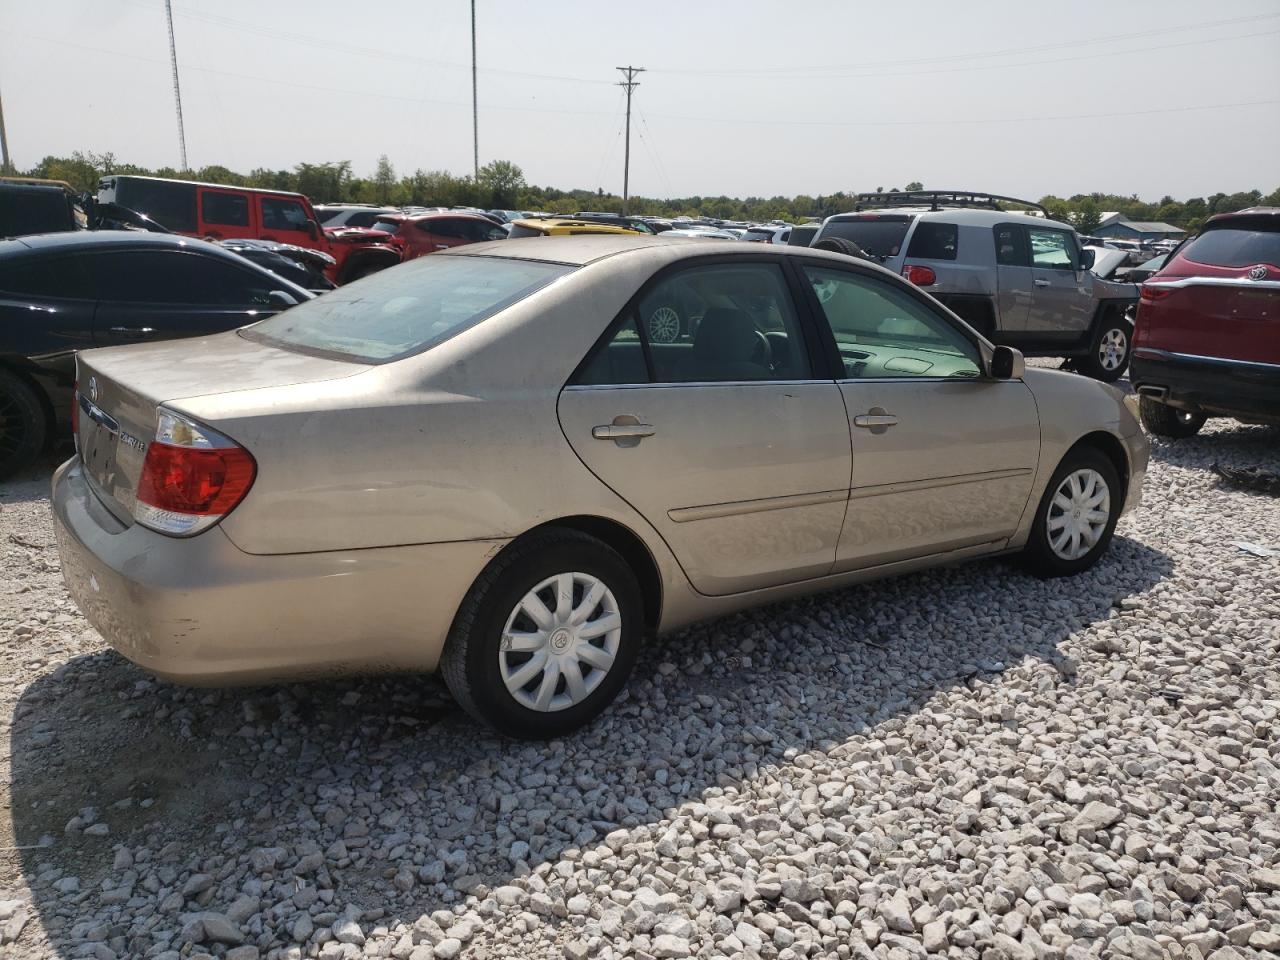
508 218 640 238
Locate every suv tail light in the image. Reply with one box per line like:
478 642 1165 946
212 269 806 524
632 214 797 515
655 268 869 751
902 265 937 286
134 409 256 537
1140 283 1175 302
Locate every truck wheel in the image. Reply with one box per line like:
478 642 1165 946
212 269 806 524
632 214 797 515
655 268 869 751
1139 396 1206 439
0 369 48 480
1076 310 1132 382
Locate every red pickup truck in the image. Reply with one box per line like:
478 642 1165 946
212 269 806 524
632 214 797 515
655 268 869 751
1131 207 1279 437
96 175 403 284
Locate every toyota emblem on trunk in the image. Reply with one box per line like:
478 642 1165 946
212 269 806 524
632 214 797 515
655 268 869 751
1249 264 1268 281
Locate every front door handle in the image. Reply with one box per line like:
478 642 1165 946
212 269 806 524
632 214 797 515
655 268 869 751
1033 278 1051 287
592 423 655 440
853 407 898 435
108 326 157 339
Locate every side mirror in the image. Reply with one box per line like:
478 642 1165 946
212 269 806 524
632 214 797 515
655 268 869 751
1079 248 1096 271
990 345 1025 380
267 290 299 308
306 220 321 241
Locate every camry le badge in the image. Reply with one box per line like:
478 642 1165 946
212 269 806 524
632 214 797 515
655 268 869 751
1249 264 1268 281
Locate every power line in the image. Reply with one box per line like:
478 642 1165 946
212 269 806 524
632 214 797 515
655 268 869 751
616 66 643 215
471 0 478 182
163 0 188 170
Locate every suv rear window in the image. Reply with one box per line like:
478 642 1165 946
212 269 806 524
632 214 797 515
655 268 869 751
1180 225 1280 268
820 217 912 260
243 255 572 362
905 221 957 260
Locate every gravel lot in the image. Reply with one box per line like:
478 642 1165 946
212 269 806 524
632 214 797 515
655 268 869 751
2 417 1278 960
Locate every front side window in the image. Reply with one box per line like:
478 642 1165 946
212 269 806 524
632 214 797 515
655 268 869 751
803 265 981 379
260 197 310 232
84 251 280 305
244 255 572 362
1028 227 1076 270
202 191 250 227
576 262 811 385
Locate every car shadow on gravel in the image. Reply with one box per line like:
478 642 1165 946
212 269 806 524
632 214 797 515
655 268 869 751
8 534 1174 955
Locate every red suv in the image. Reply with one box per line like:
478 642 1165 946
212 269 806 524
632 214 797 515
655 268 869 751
1130 207 1279 437
96 175 403 284
373 211 508 259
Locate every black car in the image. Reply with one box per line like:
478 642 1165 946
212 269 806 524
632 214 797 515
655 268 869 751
217 238 337 293
0 232 311 477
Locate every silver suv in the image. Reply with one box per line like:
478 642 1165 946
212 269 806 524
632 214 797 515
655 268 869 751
811 191 1139 381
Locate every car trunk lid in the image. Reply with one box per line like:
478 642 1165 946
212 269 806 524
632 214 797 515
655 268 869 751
75 331 364 524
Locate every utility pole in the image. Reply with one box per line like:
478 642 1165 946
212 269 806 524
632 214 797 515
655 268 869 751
164 0 189 171
615 66 644 215
471 0 479 183
0 80 11 173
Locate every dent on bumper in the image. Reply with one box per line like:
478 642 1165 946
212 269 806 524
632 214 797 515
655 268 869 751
51 458 508 685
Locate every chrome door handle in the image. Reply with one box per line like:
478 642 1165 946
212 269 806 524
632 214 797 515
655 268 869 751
108 326 156 338
1033 278 1051 287
592 423 655 440
853 414 898 428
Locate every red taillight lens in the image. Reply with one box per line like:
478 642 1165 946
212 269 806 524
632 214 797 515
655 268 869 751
134 410 256 536
137 443 256 516
1140 283 1175 301
902 265 937 286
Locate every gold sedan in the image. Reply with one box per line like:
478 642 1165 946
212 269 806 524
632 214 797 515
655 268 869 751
53 236 1148 738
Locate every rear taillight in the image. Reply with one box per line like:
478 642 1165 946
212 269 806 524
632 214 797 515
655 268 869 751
1140 283 1175 301
134 409 256 537
902 265 937 286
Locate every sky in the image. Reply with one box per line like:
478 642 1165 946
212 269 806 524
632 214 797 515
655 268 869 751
2 0 1278 202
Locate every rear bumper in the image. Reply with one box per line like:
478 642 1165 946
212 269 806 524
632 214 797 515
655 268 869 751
1130 348 1280 422
51 457 508 685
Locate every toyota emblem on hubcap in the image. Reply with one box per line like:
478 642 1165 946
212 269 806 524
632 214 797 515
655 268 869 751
1249 264 1268 281
550 629 571 651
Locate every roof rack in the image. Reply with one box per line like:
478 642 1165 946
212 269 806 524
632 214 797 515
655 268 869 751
852 190 1048 216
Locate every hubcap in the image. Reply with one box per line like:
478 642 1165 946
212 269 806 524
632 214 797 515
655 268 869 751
499 572 622 713
1047 468 1111 561
1098 328 1128 370
647 307 681 343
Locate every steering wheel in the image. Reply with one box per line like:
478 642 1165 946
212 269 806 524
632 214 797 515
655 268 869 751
750 329 773 369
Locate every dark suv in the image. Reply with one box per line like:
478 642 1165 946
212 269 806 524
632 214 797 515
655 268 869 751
1130 207 1279 437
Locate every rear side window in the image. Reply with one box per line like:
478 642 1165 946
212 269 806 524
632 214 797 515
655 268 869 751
244 255 572 362
905 221 958 260
0 257 93 298
820 217 912 260
202 192 250 227
994 224 1029 266
1180 226 1280 268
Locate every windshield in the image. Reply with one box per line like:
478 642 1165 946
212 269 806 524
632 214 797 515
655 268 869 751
243 255 573 362
508 222 545 238
1181 226 1280 268
821 217 913 259
370 219 397 233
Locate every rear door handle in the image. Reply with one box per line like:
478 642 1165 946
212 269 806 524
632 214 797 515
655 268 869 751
592 423 655 440
108 326 156 339
1033 278 1051 287
853 414 898 428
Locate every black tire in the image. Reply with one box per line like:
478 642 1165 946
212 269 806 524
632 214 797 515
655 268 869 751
440 528 644 739
1075 309 1132 382
1022 446 1123 578
813 237 869 260
0 369 48 480
1139 396 1206 439
343 261 389 283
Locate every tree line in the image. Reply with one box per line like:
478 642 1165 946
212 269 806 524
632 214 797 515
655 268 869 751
17 151 1279 231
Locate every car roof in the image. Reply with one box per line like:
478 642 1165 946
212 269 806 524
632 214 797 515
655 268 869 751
0 231 238 256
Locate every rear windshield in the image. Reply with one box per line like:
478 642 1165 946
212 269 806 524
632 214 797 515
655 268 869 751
1180 226 1280 268
821 217 912 259
243 255 573 362
743 228 774 240
508 223 545 238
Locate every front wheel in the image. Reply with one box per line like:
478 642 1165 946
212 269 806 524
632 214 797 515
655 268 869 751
1139 396 1206 438
1022 447 1123 578
1076 312 1132 382
440 529 644 739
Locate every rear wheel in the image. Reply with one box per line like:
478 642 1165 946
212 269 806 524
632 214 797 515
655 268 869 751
1022 446 1122 578
440 528 644 738
1076 310 1132 382
1139 396 1206 438
0 369 47 480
